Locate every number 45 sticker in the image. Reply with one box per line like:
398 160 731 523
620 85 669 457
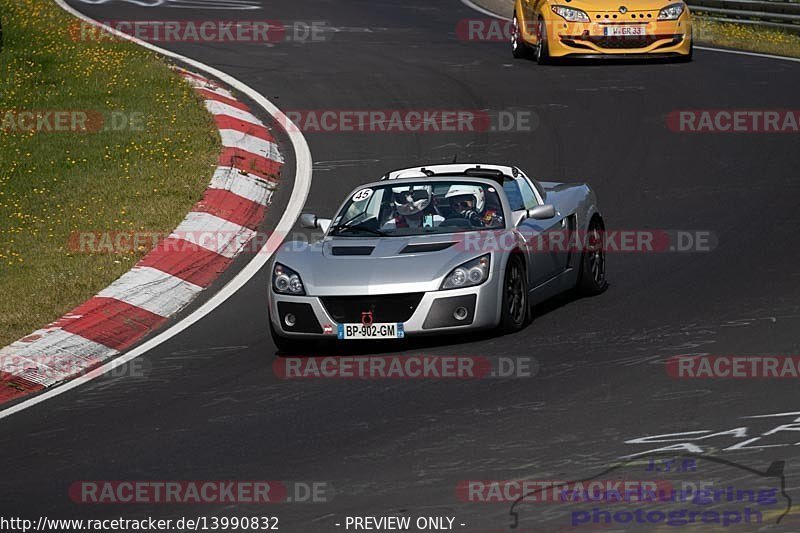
352 188 373 202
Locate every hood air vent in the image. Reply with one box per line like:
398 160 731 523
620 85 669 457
400 242 456 254
331 246 375 256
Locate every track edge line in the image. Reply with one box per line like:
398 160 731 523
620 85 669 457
0 1 313 421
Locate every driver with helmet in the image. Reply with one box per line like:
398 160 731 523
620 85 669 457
445 184 504 228
381 185 444 230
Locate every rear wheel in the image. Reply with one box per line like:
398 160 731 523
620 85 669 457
511 13 531 59
577 217 608 295
499 254 529 333
535 17 551 65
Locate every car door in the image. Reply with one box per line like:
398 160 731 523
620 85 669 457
506 178 563 288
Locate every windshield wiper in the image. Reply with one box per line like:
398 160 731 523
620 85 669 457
332 224 387 237
337 212 367 228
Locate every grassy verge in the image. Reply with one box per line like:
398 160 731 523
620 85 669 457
0 0 219 347
693 17 800 59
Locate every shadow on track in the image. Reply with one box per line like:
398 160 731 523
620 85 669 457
270 287 602 357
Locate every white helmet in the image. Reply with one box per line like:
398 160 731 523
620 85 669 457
392 185 432 217
445 184 485 213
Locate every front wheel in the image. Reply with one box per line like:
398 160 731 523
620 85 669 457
577 217 608 295
511 14 531 59
535 18 551 65
499 254 529 333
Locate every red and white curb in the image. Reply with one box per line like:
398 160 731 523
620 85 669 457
0 68 282 405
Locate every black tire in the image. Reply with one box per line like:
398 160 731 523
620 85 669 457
577 216 608 295
511 13 531 59
269 318 309 355
499 254 529 333
535 17 551 65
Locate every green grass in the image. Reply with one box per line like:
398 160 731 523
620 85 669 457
694 17 800 59
0 0 219 346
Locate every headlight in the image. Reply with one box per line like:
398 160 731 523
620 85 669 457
551 5 590 22
272 263 305 295
658 3 685 20
441 254 491 290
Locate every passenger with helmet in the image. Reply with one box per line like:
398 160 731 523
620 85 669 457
445 184 504 228
381 185 443 230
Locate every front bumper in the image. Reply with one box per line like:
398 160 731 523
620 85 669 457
268 277 503 339
545 12 691 57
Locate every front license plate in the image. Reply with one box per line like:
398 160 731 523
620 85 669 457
337 323 404 340
604 25 646 36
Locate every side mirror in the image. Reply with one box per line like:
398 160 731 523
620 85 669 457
526 205 556 220
299 213 318 229
299 213 332 233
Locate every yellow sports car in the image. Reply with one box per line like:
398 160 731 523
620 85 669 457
511 0 692 62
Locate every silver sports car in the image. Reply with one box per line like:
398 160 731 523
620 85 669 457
268 163 606 352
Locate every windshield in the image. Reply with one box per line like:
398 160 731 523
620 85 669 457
329 180 506 237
